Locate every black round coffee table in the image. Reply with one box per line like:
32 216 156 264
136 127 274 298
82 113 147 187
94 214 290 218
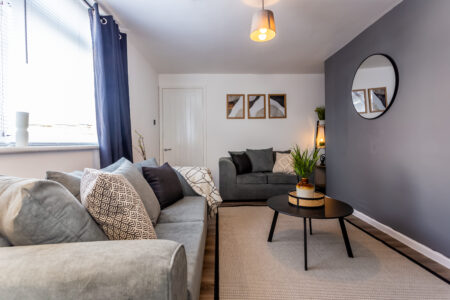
267 194 354 270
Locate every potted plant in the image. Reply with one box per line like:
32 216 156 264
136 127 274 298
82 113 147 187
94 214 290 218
291 145 320 198
315 106 325 121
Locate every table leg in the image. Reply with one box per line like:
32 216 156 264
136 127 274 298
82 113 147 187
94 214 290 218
339 217 353 258
267 211 278 242
304 217 308 270
309 218 312 235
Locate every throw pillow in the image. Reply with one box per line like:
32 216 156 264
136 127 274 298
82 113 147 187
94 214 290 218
0 176 108 246
228 151 252 174
273 152 295 174
245 148 274 172
273 150 291 163
46 170 83 201
134 158 159 174
80 169 157 240
142 163 184 209
102 158 161 225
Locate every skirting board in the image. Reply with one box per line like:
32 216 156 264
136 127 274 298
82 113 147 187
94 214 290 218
353 210 450 269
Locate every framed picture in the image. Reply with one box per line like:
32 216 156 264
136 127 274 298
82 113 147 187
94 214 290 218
226 94 245 119
351 89 367 114
368 87 387 113
247 94 266 119
268 94 286 118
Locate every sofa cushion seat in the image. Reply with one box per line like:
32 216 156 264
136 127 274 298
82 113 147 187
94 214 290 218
158 196 207 224
155 221 206 300
236 173 267 184
267 173 298 184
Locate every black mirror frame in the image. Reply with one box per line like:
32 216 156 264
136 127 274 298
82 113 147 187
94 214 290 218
351 53 399 120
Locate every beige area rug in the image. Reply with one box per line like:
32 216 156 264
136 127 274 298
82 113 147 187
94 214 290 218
219 206 450 299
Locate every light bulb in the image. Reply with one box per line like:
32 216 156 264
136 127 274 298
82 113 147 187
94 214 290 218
258 34 267 40
259 28 267 34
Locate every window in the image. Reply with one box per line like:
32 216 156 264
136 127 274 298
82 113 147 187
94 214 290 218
0 0 97 145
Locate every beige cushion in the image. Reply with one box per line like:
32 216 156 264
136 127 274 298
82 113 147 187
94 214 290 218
80 169 157 240
272 152 295 174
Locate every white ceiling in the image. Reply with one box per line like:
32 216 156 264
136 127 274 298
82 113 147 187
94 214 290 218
98 0 402 74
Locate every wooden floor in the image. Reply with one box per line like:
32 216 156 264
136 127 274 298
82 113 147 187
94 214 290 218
199 201 449 300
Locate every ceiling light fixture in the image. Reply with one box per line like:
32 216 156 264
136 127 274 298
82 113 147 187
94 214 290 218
250 0 276 42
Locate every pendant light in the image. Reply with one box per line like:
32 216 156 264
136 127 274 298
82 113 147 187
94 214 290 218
250 0 276 42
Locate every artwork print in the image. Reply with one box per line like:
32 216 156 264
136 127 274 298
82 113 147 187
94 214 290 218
369 87 387 113
247 94 266 118
268 94 286 118
226 94 245 119
352 89 367 114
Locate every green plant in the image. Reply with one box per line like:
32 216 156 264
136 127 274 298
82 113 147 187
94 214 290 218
134 130 147 160
291 145 320 179
315 106 325 120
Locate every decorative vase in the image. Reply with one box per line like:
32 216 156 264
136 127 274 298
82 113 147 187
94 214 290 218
15 112 29 147
296 178 314 198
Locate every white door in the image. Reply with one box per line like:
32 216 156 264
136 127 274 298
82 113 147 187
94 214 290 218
161 88 204 167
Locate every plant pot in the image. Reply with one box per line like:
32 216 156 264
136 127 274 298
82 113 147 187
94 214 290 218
296 178 314 198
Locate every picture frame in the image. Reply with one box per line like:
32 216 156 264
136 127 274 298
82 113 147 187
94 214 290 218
268 94 287 118
247 94 266 119
368 87 387 113
226 94 245 119
351 89 367 114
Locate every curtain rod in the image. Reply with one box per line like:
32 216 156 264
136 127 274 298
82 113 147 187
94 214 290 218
81 0 94 10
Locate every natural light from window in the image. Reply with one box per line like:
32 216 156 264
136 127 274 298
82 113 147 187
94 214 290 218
0 0 97 145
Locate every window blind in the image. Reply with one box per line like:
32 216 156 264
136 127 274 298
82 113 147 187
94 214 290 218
0 1 12 138
1 0 97 145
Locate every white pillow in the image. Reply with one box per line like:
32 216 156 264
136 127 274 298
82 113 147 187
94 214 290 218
80 169 157 240
272 152 295 174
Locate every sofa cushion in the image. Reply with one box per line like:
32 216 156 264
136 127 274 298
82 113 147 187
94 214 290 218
0 235 10 247
46 170 83 201
155 221 206 300
0 176 107 246
134 157 158 174
158 196 207 224
174 169 198 197
237 172 267 184
267 173 298 184
103 158 161 225
143 163 184 209
80 169 157 240
228 151 252 174
273 150 291 162
272 152 295 174
246 148 274 172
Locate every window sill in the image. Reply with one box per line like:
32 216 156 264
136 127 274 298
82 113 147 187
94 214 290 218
0 145 99 154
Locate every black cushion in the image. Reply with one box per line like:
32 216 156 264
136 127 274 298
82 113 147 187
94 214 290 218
142 163 183 209
229 151 252 174
245 148 274 172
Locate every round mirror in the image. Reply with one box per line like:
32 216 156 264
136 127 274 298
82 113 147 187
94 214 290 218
351 54 398 119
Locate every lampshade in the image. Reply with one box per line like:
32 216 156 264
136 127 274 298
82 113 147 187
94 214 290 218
316 121 325 149
250 9 276 42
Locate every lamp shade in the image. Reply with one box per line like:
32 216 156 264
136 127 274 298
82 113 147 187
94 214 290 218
250 9 276 42
315 121 325 149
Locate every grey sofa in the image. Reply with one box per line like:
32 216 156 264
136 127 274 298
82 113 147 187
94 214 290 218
0 163 207 300
219 157 298 201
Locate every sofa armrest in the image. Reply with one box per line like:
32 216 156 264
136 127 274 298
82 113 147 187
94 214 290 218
0 240 187 300
219 157 237 200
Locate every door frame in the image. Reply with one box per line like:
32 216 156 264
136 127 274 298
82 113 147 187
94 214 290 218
158 86 207 166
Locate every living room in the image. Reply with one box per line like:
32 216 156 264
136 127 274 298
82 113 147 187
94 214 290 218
0 0 449 299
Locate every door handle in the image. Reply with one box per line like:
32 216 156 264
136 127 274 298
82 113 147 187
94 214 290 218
164 148 172 151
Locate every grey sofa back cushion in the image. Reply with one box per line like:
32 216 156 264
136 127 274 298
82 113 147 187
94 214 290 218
0 176 107 246
0 235 11 247
46 170 83 201
134 158 159 174
103 158 161 225
246 148 274 172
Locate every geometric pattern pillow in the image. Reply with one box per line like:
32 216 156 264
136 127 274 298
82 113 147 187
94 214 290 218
80 169 157 240
272 152 295 174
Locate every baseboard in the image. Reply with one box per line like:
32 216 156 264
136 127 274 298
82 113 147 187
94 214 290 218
353 210 450 269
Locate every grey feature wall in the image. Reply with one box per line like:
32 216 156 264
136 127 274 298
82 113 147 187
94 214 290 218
325 0 450 257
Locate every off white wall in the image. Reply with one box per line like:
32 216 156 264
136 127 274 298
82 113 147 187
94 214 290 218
127 34 160 163
0 149 99 179
158 74 325 181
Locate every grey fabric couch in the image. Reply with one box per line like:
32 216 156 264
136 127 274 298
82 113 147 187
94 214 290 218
219 157 298 201
0 175 207 300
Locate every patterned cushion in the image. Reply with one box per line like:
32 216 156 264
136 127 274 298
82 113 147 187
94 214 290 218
272 152 295 174
80 169 157 240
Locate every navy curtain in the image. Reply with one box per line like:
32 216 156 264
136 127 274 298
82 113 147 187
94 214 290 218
89 4 133 167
